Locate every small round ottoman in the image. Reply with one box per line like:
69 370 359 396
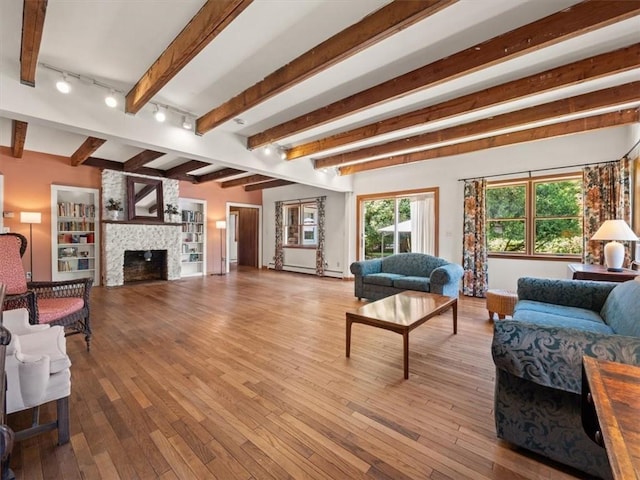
486 289 518 320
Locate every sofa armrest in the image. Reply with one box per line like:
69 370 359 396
517 277 616 311
492 319 640 394
350 259 382 276
429 263 463 297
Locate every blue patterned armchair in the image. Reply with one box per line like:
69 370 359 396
350 253 463 301
492 277 640 479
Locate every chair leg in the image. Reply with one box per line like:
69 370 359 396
85 334 91 352
56 397 70 445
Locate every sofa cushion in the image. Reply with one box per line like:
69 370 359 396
393 276 430 292
515 300 606 324
363 273 405 287
513 309 613 335
600 280 640 337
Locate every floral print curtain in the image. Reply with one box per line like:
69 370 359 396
583 158 631 266
274 201 284 270
462 179 488 297
315 196 326 276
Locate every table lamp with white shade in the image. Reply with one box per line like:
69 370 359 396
590 219 638 272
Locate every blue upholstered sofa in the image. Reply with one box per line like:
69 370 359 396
349 253 463 301
492 277 640 479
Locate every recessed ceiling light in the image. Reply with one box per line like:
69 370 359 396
264 145 272 155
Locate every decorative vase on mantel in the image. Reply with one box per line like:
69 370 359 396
107 210 122 221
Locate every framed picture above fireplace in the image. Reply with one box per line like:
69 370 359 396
126 176 164 222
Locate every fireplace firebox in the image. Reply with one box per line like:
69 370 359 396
123 250 168 283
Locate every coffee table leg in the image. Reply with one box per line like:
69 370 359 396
346 318 352 358
452 299 458 335
403 332 409 379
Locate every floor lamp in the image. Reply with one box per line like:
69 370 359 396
216 220 226 275
20 211 42 280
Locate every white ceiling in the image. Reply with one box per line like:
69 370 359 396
0 0 638 191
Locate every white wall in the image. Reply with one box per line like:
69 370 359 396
261 126 637 288
262 184 347 278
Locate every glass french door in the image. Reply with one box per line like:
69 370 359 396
358 189 437 260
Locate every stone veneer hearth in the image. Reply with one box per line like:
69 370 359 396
101 170 182 287
103 222 181 286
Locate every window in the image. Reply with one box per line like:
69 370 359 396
487 175 583 257
284 202 317 247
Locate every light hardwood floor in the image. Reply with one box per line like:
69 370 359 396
8 269 588 479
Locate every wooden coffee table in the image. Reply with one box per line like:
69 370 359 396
346 291 457 379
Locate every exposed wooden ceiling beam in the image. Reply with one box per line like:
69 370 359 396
83 157 123 170
244 179 295 191
288 44 640 160
20 0 47 86
70 137 107 166
123 150 165 172
339 109 640 175
134 184 156 203
165 160 210 178
316 82 640 168
248 1 640 149
11 120 28 158
195 167 246 183
196 0 456 135
83 157 167 177
125 0 253 114
220 174 273 188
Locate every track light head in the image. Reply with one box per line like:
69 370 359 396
154 105 166 122
104 89 118 108
182 115 193 130
56 73 71 94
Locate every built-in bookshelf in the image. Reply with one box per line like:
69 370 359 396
51 185 100 285
179 198 206 277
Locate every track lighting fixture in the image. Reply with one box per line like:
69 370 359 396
279 149 287 160
182 115 193 130
264 145 272 155
104 89 118 108
55 73 71 94
154 105 166 122
40 62 197 131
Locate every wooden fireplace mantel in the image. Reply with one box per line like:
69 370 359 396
102 220 181 226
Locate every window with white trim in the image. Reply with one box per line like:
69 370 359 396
487 174 583 257
284 202 317 247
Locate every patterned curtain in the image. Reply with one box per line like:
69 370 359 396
274 201 284 270
462 179 488 297
583 158 631 265
315 196 326 276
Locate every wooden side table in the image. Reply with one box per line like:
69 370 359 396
568 263 640 283
582 357 640 480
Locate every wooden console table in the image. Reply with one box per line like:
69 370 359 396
582 357 640 480
568 263 639 282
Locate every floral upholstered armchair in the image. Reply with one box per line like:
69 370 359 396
0 233 92 351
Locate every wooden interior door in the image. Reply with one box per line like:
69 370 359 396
234 207 259 268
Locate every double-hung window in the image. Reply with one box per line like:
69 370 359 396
283 202 317 247
487 174 583 258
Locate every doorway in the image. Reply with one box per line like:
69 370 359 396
227 203 261 271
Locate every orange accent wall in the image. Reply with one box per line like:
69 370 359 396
1 146 262 281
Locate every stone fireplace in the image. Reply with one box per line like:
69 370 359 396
101 170 182 287
103 222 181 286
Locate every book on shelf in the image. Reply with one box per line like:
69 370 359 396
78 259 89 270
